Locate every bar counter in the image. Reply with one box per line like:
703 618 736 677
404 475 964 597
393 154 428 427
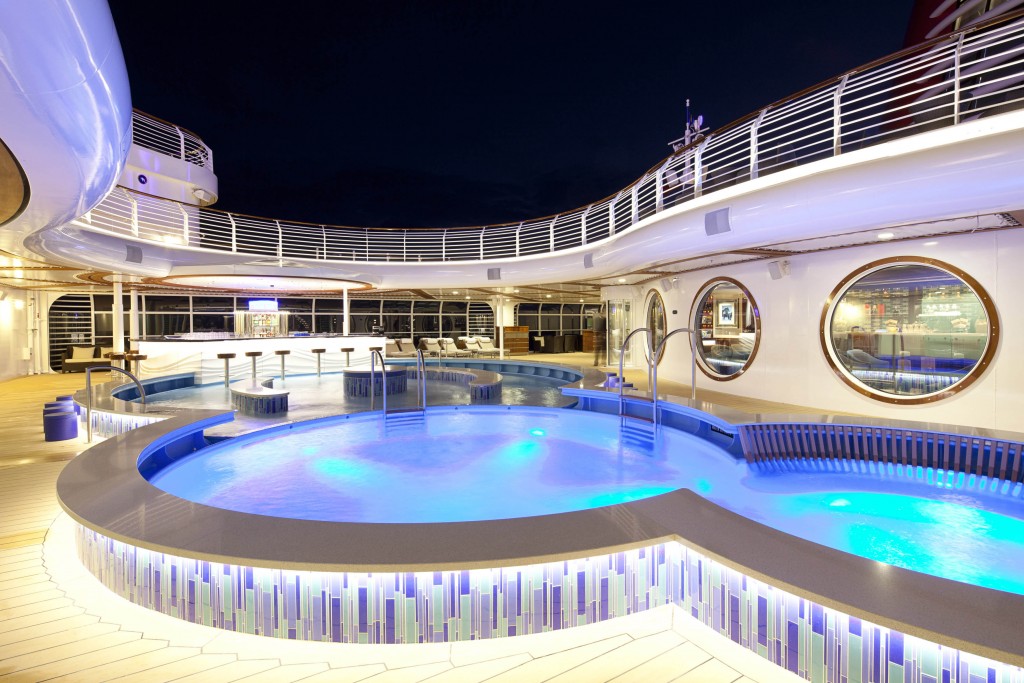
135 335 386 383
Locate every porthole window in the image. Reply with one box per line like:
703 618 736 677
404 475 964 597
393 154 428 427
820 257 998 404
692 278 760 380
645 289 667 363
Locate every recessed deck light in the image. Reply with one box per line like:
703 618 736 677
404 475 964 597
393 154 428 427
617 278 627 283
877 232 895 241
923 241 938 246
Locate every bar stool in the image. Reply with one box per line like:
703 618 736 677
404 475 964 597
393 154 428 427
217 352 236 387
341 347 355 367
106 351 126 370
124 353 147 376
274 349 290 380
311 348 326 376
245 351 263 380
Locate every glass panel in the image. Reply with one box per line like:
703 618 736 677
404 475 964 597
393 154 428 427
413 300 441 313
441 301 468 314
827 263 992 398
541 314 560 331
192 296 235 311
413 315 439 334
278 297 313 312
288 313 313 333
193 313 234 332
562 304 581 315
348 299 380 313
145 296 190 312
693 280 758 379
315 314 343 333
144 314 190 336
646 291 667 362
606 300 631 367
516 314 539 331
381 299 411 313
350 315 378 334
516 303 539 314
314 299 344 313
381 314 412 334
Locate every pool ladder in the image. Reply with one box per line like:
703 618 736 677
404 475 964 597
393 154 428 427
616 326 698 428
370 348 428 420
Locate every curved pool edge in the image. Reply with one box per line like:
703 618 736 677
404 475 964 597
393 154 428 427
55 401 1024 667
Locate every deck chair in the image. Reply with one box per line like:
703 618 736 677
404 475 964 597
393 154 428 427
462 337 486 356
418 337 443 357
477 336 503 357
385 338 416 358
439 337 472 357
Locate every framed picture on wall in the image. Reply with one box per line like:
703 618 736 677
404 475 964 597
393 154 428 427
714 299 740 338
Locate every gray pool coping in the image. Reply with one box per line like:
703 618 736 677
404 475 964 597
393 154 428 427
59 362 1024 665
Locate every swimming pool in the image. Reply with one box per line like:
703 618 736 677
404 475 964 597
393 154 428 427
146 405 1024 595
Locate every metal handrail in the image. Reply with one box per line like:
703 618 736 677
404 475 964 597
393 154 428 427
84 365 147 443
131 110 214 171
650 327 698 424
82 13 1024 263
617 327 650 418
369 348 387 414
415 349 428 410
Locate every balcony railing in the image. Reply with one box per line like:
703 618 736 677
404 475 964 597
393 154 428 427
131 110 214 171
101 13 1024 263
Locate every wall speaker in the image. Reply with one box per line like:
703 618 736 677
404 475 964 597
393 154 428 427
583 253 594 268
125 245 143 264
659 278 674 292
767 259 790 280
704 207 731 236
487 267 501 281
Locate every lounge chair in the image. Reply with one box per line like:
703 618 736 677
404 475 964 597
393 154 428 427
418 338 443 357
477 337 503 357
385 338 416 358
462 337 487 356
439 337 472 357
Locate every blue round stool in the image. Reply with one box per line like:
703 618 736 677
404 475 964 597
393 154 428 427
43 411 78 441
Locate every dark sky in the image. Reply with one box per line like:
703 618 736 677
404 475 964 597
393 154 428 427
108 1 915 229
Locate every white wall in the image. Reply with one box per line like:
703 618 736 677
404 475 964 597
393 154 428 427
653 230 1024 431
0 288 32 381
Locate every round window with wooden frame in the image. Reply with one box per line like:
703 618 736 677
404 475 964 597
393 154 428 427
644 289 667 364
691 278 760 381
820 257 998 404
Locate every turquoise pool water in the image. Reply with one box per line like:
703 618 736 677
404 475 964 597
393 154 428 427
148 407 1024 594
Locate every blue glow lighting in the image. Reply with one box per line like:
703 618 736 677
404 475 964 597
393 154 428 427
248 299 278 311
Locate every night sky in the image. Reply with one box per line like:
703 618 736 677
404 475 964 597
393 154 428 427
108 1 914 229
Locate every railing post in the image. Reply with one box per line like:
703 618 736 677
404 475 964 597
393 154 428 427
549 217 557 252
176 126 185 161
515 223 522 257
609 191 624 235
479 227 485 260
953 32 965 124
177 203 189 246
750 108 769 180
833 74 850 156
581 204 592 245
275 220 283 258
128 191 139 237
228 213 237 252
693 138 710 198
442 229 448 261
630 184 639 225
321 226 327 260
655 158 673 212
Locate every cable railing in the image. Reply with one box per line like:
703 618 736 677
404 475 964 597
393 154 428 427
98 13 1024 264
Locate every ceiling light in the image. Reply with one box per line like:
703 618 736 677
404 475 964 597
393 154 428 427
465 295 471 299
923 240 938 246
877 232 895 241
513 289 520 293
579 298 584 302
451 290 459 294
545 294 552 298
617 278 626 283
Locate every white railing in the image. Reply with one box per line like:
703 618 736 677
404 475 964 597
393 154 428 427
100 13 1024 263
131 110 214 171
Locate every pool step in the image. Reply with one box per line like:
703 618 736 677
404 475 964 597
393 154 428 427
620 417 656 449
384 410 426 433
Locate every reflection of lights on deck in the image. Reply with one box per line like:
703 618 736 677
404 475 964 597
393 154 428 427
529 429 545 437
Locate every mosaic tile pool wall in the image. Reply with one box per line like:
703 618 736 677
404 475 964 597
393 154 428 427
76 525 1023 682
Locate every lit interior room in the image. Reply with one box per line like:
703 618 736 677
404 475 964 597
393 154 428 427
2 1 1024 681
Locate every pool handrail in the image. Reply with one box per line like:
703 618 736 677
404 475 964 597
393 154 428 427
619 326 699 425
415 348 427 410
84 365 147 443
369 348 387 415
651 327 698 420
